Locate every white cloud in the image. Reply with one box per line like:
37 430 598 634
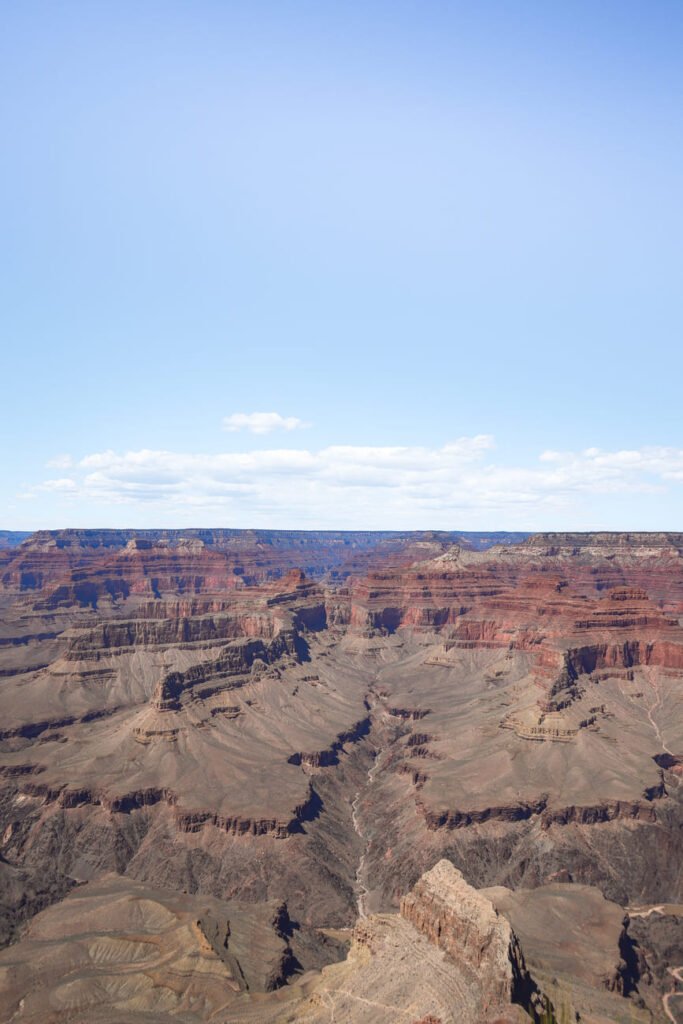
21 438 683 528
39 478 78 492
222 412 310 434
46 454 73 469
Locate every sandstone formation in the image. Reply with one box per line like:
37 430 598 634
399 860 543 1019
254 859 544 1024
0 528 527 597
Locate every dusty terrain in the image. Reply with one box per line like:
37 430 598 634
1 528 683 1022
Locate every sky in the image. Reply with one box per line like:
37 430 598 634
2 0 683 531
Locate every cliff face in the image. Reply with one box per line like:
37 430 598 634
263 861 652 1024
336 536 683 745
339 536 683 642
400 860 538 1014
0 528 529 596
246 859 543 1024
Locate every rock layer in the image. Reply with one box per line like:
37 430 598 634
400 860 542 1017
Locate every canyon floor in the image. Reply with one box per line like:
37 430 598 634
1 529 683 1022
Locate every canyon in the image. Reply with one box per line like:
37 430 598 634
1 528 683 1022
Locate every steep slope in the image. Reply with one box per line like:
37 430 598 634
0 874 294 1023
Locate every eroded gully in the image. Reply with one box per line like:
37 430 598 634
349 692 392 918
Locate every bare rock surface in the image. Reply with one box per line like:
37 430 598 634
483 882 654 1023
400 860 532 1010
233 859 538 1024
0 874 292 1023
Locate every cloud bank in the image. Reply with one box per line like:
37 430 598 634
27 437 683 529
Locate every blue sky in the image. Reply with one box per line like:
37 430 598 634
2 1 682 530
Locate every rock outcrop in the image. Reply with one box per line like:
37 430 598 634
400 861 545 1020
249 861 544 1024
